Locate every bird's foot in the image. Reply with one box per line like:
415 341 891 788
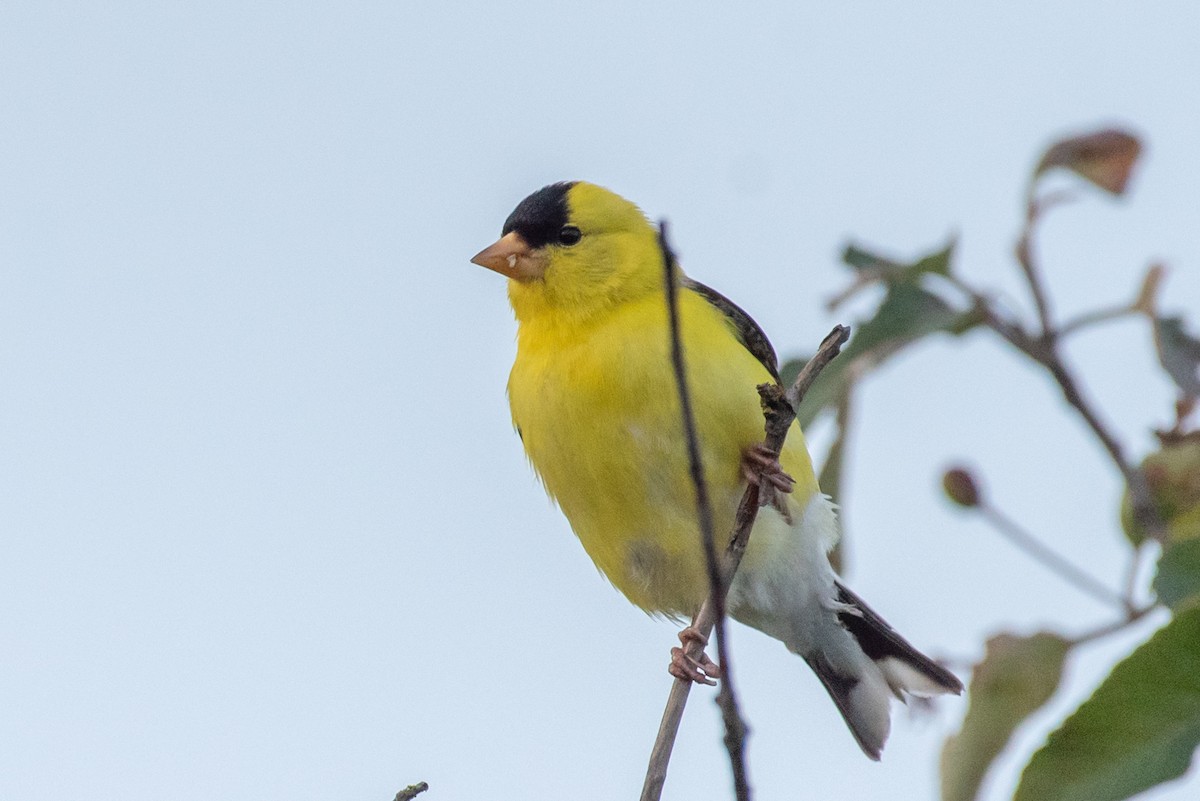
741 444 796 493
741 444 795 519
668 626 721 686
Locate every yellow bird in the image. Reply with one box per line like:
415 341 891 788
472 181 962 759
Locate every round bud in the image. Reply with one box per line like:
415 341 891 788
943 466 982 509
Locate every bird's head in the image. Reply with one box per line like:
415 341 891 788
471 181 665 325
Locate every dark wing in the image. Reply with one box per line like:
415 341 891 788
834 581 964 694
683 278 781 382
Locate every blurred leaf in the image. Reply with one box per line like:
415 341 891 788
778 355 808 394
1014 607 1200 801
1155 538 1200 611
1034 128 1142 196
842 243 903 273
783 265 978 427
1122 434 1200 546
817 394 852 574
816 402 849 503
1154 316 1200 396
903 239 956 279
842 240 955 280
940 632 1071 801
846 281 967 354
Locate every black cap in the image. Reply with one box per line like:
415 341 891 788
501 181 577 249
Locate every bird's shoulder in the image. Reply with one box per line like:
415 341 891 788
682 278 780 382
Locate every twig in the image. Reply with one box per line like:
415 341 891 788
640 248 850 801
1037 353 1160 536
825 269 888 311
1067 602 1158 647
394 782 429 801
1059 304 1139 338
1014 192 1165 540
976 502 1127 610
939 275 1033 350
1015 195 1058 338
1120 542 1149 613
784 330 851 414
657 222 750 801
940 276 1165 542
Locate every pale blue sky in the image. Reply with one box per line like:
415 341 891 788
2 3 1198 800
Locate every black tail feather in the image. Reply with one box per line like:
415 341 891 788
834 581 964 695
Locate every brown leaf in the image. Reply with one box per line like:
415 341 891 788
941 632 1072 801
1034 128 1142 196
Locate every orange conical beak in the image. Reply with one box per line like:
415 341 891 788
470 232 548 281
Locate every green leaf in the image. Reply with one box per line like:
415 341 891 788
1014 607 1200 801
902 239 956 279
841 243 902 273
816 393 852 574
848 281 964 354
781 279 978 428
785 240 975 427
816 401 849 506
1154 316 1200 396
841 240 955 280
1155 539 1200 611
940 632 1071 801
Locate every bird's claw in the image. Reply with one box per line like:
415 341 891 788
741 444 795 519
741 444 796 492
668 626 721 686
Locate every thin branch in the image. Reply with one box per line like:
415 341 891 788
640 270 850 801
658 221 750 801
1059 304 1139 338
939 275 1034 350
977 502 1127 610
1067 602 1158 647
1014 196 1057 338
940 273 1166 543
842 177 1164 556
825 269 888 311
1120 542 1150 614
1033 351 1162 538
1016 192 1166 540
784 330 851 414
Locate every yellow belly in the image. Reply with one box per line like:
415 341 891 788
508 291 819 616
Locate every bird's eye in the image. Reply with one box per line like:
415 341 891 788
558 225 582 246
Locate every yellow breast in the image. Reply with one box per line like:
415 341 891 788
508 288 818 616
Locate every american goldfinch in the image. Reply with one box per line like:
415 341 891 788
472 181 962 759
